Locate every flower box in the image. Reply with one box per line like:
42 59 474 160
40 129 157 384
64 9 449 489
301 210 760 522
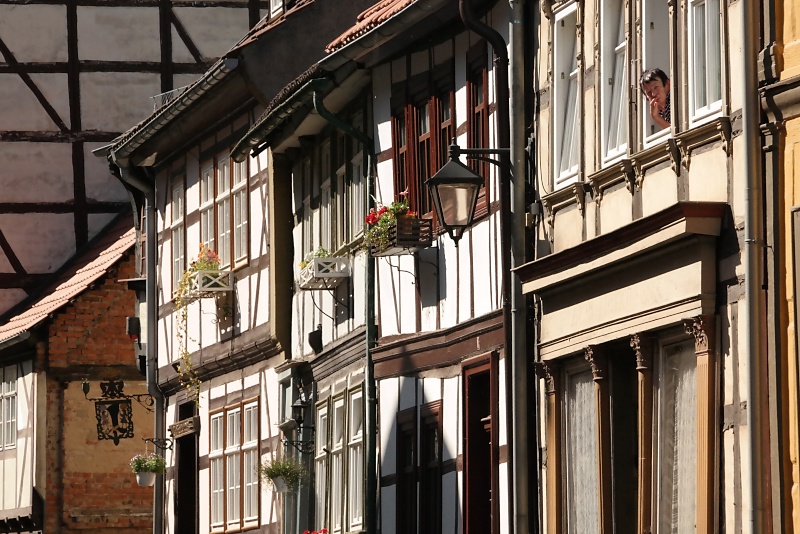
371 217 433 257
186 269 233 298
298 258 350 290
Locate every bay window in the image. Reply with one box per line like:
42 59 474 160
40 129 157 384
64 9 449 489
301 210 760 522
347 390 364 530
641 0 670 141
315 403 329 528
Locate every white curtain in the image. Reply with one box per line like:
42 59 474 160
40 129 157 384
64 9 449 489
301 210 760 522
658 342 697 533
565 369 600 534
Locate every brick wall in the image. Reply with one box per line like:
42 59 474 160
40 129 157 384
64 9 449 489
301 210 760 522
44 250 155 534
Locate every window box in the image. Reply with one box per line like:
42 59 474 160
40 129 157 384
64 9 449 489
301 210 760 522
370 217 433 257
186 269 233 298
298 257 350 290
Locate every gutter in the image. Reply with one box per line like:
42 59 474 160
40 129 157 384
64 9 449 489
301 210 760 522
0 331 31 352
458 2 529 533
742 0 768 531
310 81 378 534
103 58 239 162
110 163 166 534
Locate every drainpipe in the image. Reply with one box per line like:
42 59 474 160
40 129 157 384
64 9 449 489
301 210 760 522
311 82 378 534
459 2 529 533
114 163 166 534
742 0 768 531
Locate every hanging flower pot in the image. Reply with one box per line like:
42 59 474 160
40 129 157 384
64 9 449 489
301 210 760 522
136 471 156 487
272 476 291 493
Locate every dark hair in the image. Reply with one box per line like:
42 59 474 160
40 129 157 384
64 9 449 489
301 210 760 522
639 68 669 89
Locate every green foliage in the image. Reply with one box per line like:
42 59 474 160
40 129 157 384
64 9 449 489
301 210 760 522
258 457 307 491
130 452 166 474
363 190 415 254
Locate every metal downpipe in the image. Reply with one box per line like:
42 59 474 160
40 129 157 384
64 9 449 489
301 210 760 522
311 85 378 534
115 164 166 534
459 1 528 532
742 0 768 530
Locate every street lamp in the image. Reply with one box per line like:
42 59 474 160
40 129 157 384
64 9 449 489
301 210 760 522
427 143 509 244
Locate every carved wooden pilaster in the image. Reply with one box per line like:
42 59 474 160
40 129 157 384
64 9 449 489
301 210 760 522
683 315 716 534
631 334 654 534
585 345 613 534
536 361 562 534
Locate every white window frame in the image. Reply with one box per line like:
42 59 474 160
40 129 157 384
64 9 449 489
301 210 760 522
242 403 259 522
200 162 215 257
330 397 345 534
655 339 698 533
688 0 722 125
225 407 242 526
270 0 282 17
216 154 232 268
601 0 628 164
553 3 580 189
347 388 364 530
210 413 225 529
171 180 185 293
642 0 671 144
232 158 249 265
315 403 329 528
1 365 17 449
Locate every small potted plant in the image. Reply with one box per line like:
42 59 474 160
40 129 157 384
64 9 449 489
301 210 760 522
258 457 306 493
130 452 166 487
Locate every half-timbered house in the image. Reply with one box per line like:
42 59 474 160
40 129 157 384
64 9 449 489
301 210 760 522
97 2 375 533
232 1 533 532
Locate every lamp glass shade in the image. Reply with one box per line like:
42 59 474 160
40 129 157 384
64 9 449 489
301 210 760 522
427 158 484 241
434 183 481 227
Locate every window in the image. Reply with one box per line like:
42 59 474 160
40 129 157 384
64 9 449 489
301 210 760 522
210 414 224 528
347 391 364 530
315 403 329 528
564 367 600 533
467 47 490 215
395 401 442 534
602 0 628 162
210 400 260 531
198 153 249 273
171 180 185 293
554 4 580 188
216 154 232 267
642 0 670 140
656 340 697 532
688 0 721 123
541 331 714 534
0 365 17 449
392 67 455 217
314 387 365 531
200 163 215 255
331 398 345 533
232 159 249 264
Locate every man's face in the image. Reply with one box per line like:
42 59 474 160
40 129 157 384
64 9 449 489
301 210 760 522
642 79 670 108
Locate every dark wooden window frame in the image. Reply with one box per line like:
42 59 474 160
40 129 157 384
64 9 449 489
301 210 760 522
466 41 490 219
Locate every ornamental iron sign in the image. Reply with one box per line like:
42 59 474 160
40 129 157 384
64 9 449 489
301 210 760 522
82 380 154 446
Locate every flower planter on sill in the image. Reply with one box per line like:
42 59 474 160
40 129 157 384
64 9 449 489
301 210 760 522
298 257 350 290
185 270 233 299
371 217 433 257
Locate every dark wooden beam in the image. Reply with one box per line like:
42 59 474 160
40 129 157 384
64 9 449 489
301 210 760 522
0 131 120 143
0 202 128 214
